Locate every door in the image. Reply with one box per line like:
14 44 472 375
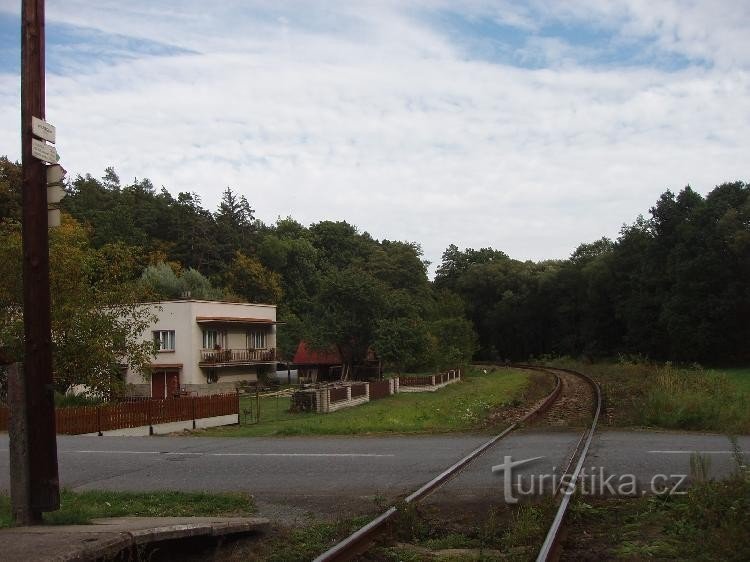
151 372 165 398
166 371 180 398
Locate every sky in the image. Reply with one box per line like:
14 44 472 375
0 1 748 273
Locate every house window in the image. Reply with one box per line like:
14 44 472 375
202 329 223 349
154 330 175 351
247 330 266 349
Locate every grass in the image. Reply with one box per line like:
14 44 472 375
719 367 750 394
547 358 750 433
226 515 373 562
0 489 255 528
201 367 531 437
372 499 557 561
564 473 750 561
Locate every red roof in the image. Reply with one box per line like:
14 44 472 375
293 341 341 365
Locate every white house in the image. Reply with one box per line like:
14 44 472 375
125 300 279 397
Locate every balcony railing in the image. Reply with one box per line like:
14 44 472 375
199 348 276 365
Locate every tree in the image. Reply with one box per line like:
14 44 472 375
140 262 224 300
0 216 156 396
426 316 477 371
374 317 429 374
226 251 283 304
306 268 387 379
0 157 22 222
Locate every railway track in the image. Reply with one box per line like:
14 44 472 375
313 365 601 562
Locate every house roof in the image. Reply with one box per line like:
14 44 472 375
292 341 341 365
196 316 282 325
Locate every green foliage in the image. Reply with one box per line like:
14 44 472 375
0 217 156 395
54 391 104 408
550 359 750 433
439 182 750 363
306 267 387 373
374 317 430 374
140 262 224 300
226 251 283 304
0 156 22 222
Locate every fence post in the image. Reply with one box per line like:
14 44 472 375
97 407 102 436
192 397 196 430
148 399 153 435
431 375 436 386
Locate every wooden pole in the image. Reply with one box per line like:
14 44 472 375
18 0 60 521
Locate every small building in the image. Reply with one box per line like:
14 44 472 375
292 341 382 382
125 300 279 397
292 341 342 383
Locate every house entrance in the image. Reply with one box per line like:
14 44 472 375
152 371 180 398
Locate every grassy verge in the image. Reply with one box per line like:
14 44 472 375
547 358 750 433
563 473 750 560
0 489 255 528
202 367 533 437
368 499 557 561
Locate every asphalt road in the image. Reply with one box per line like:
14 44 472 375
1 430 747 522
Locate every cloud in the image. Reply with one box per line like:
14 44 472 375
0 1 748 274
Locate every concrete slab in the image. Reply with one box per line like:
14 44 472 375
0 516 268 561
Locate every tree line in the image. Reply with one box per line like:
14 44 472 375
1 155 747 396
0 158 476 392
435 182 750 364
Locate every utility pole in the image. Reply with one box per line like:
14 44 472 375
12 0 60 523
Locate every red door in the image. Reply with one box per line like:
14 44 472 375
151 372 165 398
166 371 180 398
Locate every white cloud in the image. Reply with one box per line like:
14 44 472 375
0 1 748 274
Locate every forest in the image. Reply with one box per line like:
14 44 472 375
0 155 748 392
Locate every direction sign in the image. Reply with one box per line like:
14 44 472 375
31 116 56 143
31 138 58 164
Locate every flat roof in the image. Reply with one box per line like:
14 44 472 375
137 299 277 308
196 316 283 325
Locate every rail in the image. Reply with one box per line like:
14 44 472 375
534 367 602 562
313 365 587 562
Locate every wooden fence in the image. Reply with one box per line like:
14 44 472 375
0 393 239 435
400 375 435 386
368 379 393 400
329 386 348 402
400 369 462 387
350 383 367 399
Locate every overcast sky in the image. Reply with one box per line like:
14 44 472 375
0 1 747 272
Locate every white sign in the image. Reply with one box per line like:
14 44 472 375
31 138 58 164
32 116 56 144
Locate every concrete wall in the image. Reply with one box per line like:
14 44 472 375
83 413 240 436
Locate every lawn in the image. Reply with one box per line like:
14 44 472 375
0 489 255 528
201 367 532 437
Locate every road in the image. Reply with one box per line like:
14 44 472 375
0 430 747 523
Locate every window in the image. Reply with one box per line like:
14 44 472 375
247 330 267 349
202 329 223 349
154 330 175 351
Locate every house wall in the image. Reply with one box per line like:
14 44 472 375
125 300 277 393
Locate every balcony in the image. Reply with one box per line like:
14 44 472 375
199 348 277 367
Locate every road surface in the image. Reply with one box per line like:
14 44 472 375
0 430 746 522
